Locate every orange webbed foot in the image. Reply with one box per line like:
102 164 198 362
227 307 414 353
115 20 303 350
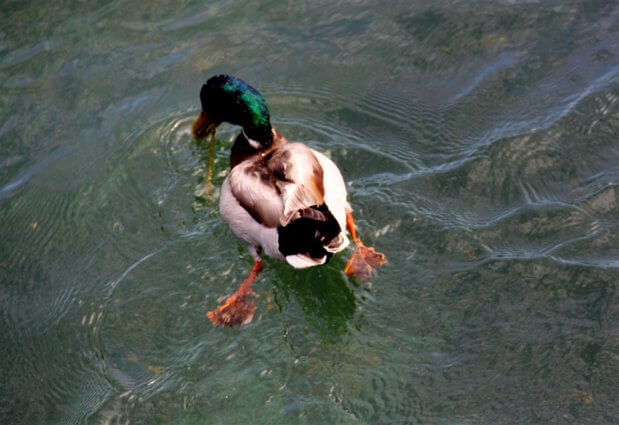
207 289 256 327
207 259 263 328
344 245 387 281
344 211 387 280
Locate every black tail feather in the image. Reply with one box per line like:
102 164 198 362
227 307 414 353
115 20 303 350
277 204 341 261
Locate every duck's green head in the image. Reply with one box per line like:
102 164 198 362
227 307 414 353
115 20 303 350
192 74 273 147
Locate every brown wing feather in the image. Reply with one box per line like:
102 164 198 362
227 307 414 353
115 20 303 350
228 160 283 228
228 143 325 228
268 143 324 224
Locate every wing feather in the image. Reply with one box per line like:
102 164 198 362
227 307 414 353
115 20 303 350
269 143 324 224
228 163 283 228
228 143 325 228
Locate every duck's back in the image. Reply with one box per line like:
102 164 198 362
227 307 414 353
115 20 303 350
220 142 349 268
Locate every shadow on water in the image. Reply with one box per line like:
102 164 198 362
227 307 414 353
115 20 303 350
269 256 359 344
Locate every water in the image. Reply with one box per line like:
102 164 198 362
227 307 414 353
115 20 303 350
1 0 618 423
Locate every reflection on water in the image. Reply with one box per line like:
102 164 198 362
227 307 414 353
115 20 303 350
1 0 618 424
270 257 359 343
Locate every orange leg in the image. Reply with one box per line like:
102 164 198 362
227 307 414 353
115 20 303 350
207 260 263 327
346 209 364 247
344 210 387 280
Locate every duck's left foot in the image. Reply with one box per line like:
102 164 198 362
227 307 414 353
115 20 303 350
207 259 263 327
207 289 256 327
344 246 387 281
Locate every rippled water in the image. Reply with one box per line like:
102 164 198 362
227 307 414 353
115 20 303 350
1 0 618 424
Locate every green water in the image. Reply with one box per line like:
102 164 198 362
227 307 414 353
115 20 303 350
1 1 618 424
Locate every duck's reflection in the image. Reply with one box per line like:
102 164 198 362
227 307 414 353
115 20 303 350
268 257 359 342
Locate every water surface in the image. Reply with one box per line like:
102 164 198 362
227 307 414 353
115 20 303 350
1 0 618 424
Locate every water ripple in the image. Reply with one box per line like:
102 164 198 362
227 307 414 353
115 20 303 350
2 1 618 424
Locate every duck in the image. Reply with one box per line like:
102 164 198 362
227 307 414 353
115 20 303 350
192 74 386 327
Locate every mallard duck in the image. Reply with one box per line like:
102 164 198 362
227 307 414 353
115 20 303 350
192 74 386 327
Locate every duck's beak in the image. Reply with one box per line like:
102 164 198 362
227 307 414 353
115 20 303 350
192 111 218 140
